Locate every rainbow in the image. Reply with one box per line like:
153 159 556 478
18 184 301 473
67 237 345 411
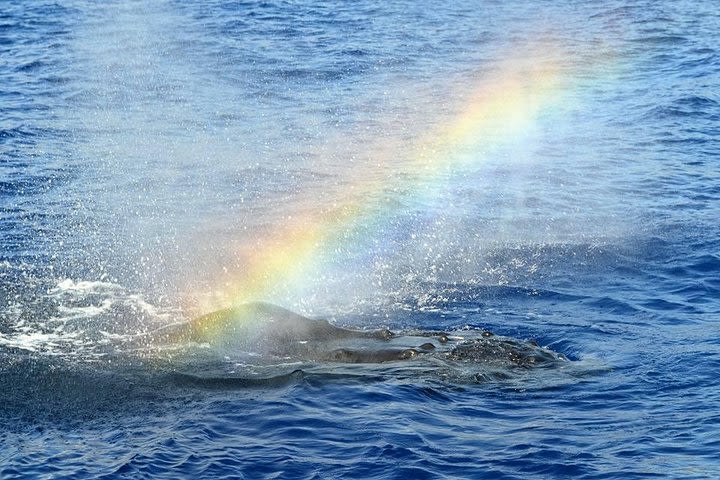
190 41 593 320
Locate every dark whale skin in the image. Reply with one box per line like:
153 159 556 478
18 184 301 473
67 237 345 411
156 302 566 366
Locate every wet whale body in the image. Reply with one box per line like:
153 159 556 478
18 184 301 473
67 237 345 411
0 302 571 421
157 302 567 368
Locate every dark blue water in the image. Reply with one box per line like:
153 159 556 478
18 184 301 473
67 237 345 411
2 0 720 478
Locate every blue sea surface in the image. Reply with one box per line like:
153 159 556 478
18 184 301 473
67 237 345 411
2 0 720 478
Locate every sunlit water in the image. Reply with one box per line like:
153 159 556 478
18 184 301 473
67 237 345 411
2 0 720 478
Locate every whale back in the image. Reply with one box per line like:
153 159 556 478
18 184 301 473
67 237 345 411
161 302 390 353
155 303 566 369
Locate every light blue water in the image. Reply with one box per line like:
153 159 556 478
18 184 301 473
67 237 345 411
2 0 720 478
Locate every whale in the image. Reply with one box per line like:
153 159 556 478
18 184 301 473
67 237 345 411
152 302 566 367
0 304 572 421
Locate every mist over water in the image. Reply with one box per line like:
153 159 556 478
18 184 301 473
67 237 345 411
35 0 631 311
2 0 720 478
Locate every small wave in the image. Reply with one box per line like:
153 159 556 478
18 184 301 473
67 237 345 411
687 254 720 274
16 59 47 72
629 35 689 45
645 95 719 120
583 296 640 315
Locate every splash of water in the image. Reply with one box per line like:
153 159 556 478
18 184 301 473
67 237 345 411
191 41 601 317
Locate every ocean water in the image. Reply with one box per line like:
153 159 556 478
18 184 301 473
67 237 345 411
2 0 720 478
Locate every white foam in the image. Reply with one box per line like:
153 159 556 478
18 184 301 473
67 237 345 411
54 279 122 293
56 299 114 319
125 294 173 321
0 330 80 353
